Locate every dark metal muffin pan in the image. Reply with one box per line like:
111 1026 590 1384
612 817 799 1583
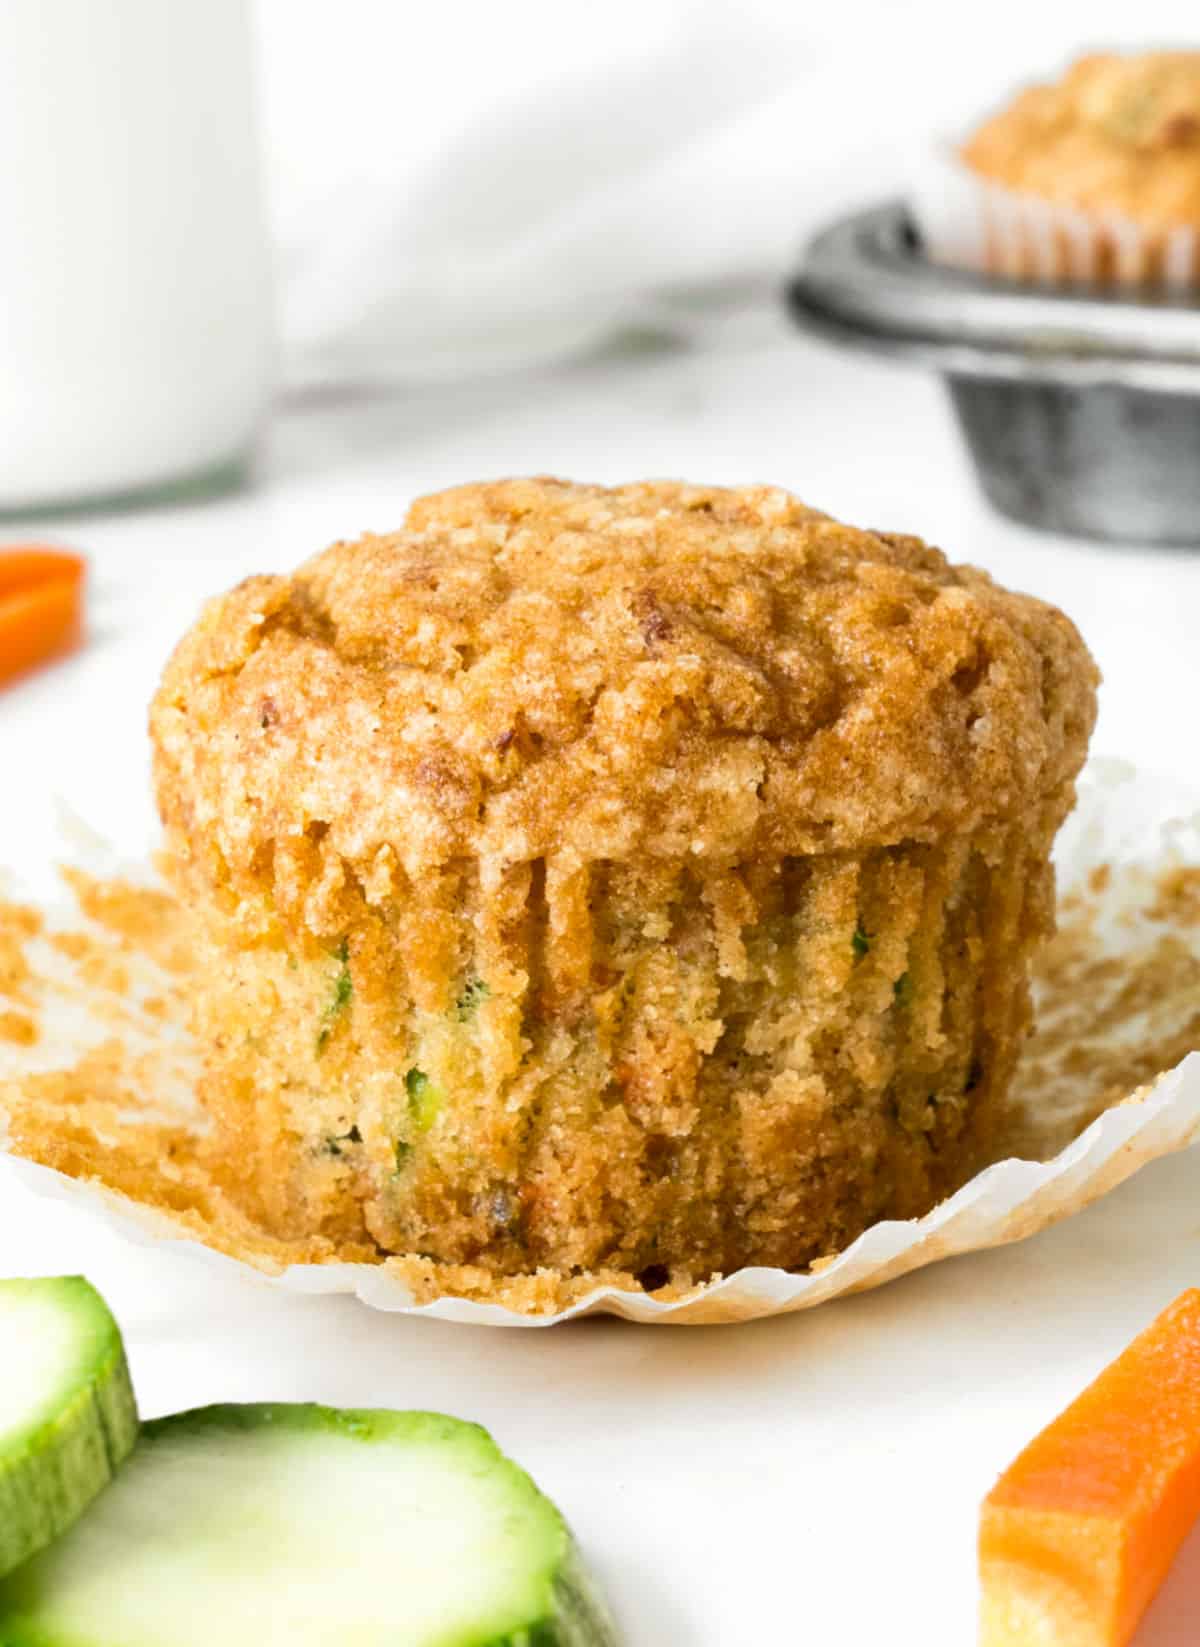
787 202 1200 546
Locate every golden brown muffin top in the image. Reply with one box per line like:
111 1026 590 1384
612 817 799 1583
962 52 1200 225
151 479 1097 898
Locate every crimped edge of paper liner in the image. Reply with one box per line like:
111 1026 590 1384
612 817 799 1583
910 144 1200 290
4 1054 1197 1326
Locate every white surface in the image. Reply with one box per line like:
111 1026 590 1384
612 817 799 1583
2 330 1200 1641
0 1 273 510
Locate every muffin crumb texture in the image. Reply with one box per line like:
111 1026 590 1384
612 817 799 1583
147 479 1098 1282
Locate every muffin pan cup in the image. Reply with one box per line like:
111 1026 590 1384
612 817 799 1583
788 201 1200 545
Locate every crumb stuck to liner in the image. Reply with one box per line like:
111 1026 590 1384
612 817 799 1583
912 147 1200 291
1 762 1198 1326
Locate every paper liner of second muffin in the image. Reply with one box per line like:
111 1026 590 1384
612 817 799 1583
2 759 1199 1325
911 145 1200 290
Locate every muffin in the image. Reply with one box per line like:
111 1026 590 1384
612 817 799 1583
917 51 1200 288
149 479 1098 1286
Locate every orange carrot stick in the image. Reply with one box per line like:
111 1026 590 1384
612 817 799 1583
981 1289 1200 1647
0 545 85 600
0 575 85 687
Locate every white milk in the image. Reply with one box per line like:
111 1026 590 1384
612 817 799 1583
0 0 274 511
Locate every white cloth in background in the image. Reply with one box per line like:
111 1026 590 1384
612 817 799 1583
257 2 825 386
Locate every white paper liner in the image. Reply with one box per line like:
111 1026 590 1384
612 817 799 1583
910 145 1200 291
2 759 1199 1326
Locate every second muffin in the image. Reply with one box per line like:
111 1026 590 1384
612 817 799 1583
921 51 1200 288
150 480 1098 1287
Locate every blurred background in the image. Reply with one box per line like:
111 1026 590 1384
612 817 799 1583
3 0 1199 495
255 0 1200 388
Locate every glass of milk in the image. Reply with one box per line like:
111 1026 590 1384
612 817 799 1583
0 0 274 513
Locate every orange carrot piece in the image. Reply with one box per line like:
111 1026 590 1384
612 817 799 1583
0 545 85 600
981 1290 1200 1647
0 576 85 686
